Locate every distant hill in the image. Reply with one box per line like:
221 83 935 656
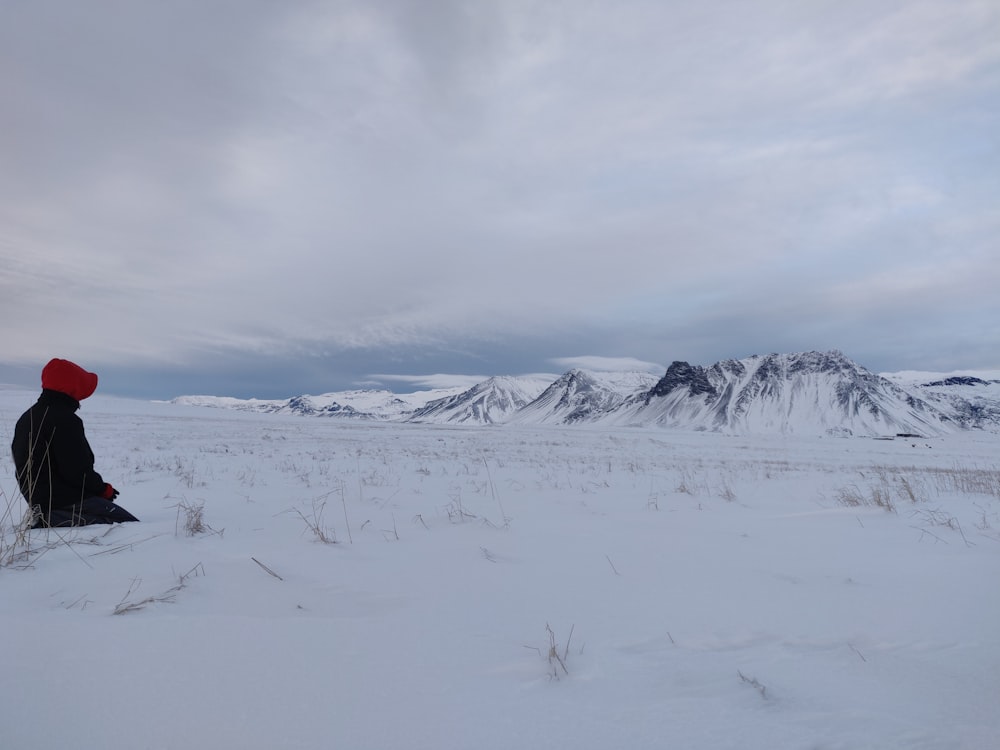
172 386 467 420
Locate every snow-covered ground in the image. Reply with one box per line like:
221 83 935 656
2 386 998 750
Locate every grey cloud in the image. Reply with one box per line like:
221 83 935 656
2 1 998 396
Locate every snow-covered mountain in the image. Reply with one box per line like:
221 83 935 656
407 376 554 424
507 369 660 425
881 371 1000 430
606 351 954 436
171 351 1000 436
172 387 466 420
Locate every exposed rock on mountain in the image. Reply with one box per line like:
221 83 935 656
923 376 991 387
906 376 1000 430
647 361 718 400
609 351 954 436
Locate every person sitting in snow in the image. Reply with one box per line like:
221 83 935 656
11 358 139 527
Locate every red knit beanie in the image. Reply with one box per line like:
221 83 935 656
41 358 99 402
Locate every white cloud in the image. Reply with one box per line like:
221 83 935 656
549 356 665 374
367 373 489 391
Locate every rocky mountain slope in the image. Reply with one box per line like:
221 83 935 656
604 351 952 436
506 370 661 425
408 376 553 424
882 372 1000 431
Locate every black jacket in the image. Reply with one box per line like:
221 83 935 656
11 389 108 511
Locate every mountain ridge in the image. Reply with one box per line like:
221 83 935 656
602 350 950 436
171 350 1000 436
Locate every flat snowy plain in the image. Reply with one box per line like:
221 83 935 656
2 387 998 750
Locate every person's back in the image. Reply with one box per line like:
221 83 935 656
11 358 139 527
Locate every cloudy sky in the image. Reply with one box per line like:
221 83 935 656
2 1 998 399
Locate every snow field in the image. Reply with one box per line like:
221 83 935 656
1 389 999 749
